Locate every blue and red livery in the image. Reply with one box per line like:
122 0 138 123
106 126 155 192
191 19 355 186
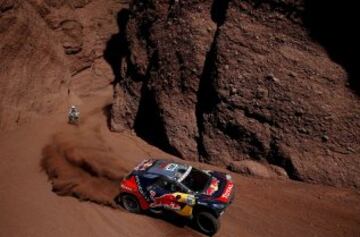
115 159 234 235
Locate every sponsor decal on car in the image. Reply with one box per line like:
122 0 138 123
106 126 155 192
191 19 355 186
150 194 181 210
205 177 219 196
121 184 133 192
222 183 234 199
216 182 234 203
135 175 151 202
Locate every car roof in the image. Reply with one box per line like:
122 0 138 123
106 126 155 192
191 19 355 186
140 159 191 181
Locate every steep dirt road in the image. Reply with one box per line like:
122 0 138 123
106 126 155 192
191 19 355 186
0 87 359 237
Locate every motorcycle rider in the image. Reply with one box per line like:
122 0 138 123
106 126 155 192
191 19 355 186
68 105 80 123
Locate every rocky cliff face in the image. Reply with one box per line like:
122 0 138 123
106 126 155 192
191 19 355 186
111 0 217 160
0 0 68 130
111 0 360 188
1 0 359 189
0 0 126 130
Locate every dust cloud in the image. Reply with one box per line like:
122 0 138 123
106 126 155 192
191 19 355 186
41 128 129 207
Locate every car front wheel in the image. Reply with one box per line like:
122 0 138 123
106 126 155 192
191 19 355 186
194 211 219 236
121 194 141 213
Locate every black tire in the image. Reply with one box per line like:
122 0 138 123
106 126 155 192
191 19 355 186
121 194 141 213
194 211 219 236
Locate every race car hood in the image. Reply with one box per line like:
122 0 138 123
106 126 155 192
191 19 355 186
202 171 234 203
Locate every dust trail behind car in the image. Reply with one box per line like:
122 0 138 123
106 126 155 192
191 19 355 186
41 127 129 207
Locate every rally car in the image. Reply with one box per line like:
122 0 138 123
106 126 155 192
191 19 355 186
114 159 234 235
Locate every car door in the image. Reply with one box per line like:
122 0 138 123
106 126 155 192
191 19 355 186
146 178 181 210
147 178 195 217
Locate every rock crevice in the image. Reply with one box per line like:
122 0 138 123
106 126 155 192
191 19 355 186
110 0 360 189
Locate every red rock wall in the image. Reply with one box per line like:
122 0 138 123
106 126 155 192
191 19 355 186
0 0 127 130
111 0 360 188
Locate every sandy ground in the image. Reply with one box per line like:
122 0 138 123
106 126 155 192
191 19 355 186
1 87 360 237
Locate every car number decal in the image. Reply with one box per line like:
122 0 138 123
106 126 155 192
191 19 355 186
165 163 178 171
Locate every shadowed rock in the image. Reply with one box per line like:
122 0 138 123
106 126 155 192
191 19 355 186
110 0 360 189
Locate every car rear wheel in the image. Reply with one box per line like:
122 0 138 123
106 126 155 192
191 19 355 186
195 211 219 236
121 194 141 213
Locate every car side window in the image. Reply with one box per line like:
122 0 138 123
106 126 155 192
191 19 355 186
167 181 185 193
151 178 184 193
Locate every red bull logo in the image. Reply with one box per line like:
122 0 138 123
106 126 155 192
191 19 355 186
150 194 181 210
205 177 219 196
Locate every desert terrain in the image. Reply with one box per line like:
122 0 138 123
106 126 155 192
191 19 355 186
1 0 359 236
1 86 360 237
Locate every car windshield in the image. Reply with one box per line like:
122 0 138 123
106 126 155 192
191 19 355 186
180 167 210 193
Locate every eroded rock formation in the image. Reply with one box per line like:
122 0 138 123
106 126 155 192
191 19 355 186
111 0 360 188
0 0 69 130
0 0 126 130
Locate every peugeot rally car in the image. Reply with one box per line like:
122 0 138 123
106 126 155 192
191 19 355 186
114 159 234 235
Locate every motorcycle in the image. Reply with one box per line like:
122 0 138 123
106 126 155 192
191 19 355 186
68 111 80 125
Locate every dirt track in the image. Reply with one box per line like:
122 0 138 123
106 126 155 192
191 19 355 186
1 87 360 237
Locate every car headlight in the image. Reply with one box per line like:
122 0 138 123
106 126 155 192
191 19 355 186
212 203 226 209
226 174 232 180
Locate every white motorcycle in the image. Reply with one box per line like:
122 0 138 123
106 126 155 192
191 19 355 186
68 106 80 125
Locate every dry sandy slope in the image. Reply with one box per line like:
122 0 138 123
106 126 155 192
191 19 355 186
0 87 359 237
